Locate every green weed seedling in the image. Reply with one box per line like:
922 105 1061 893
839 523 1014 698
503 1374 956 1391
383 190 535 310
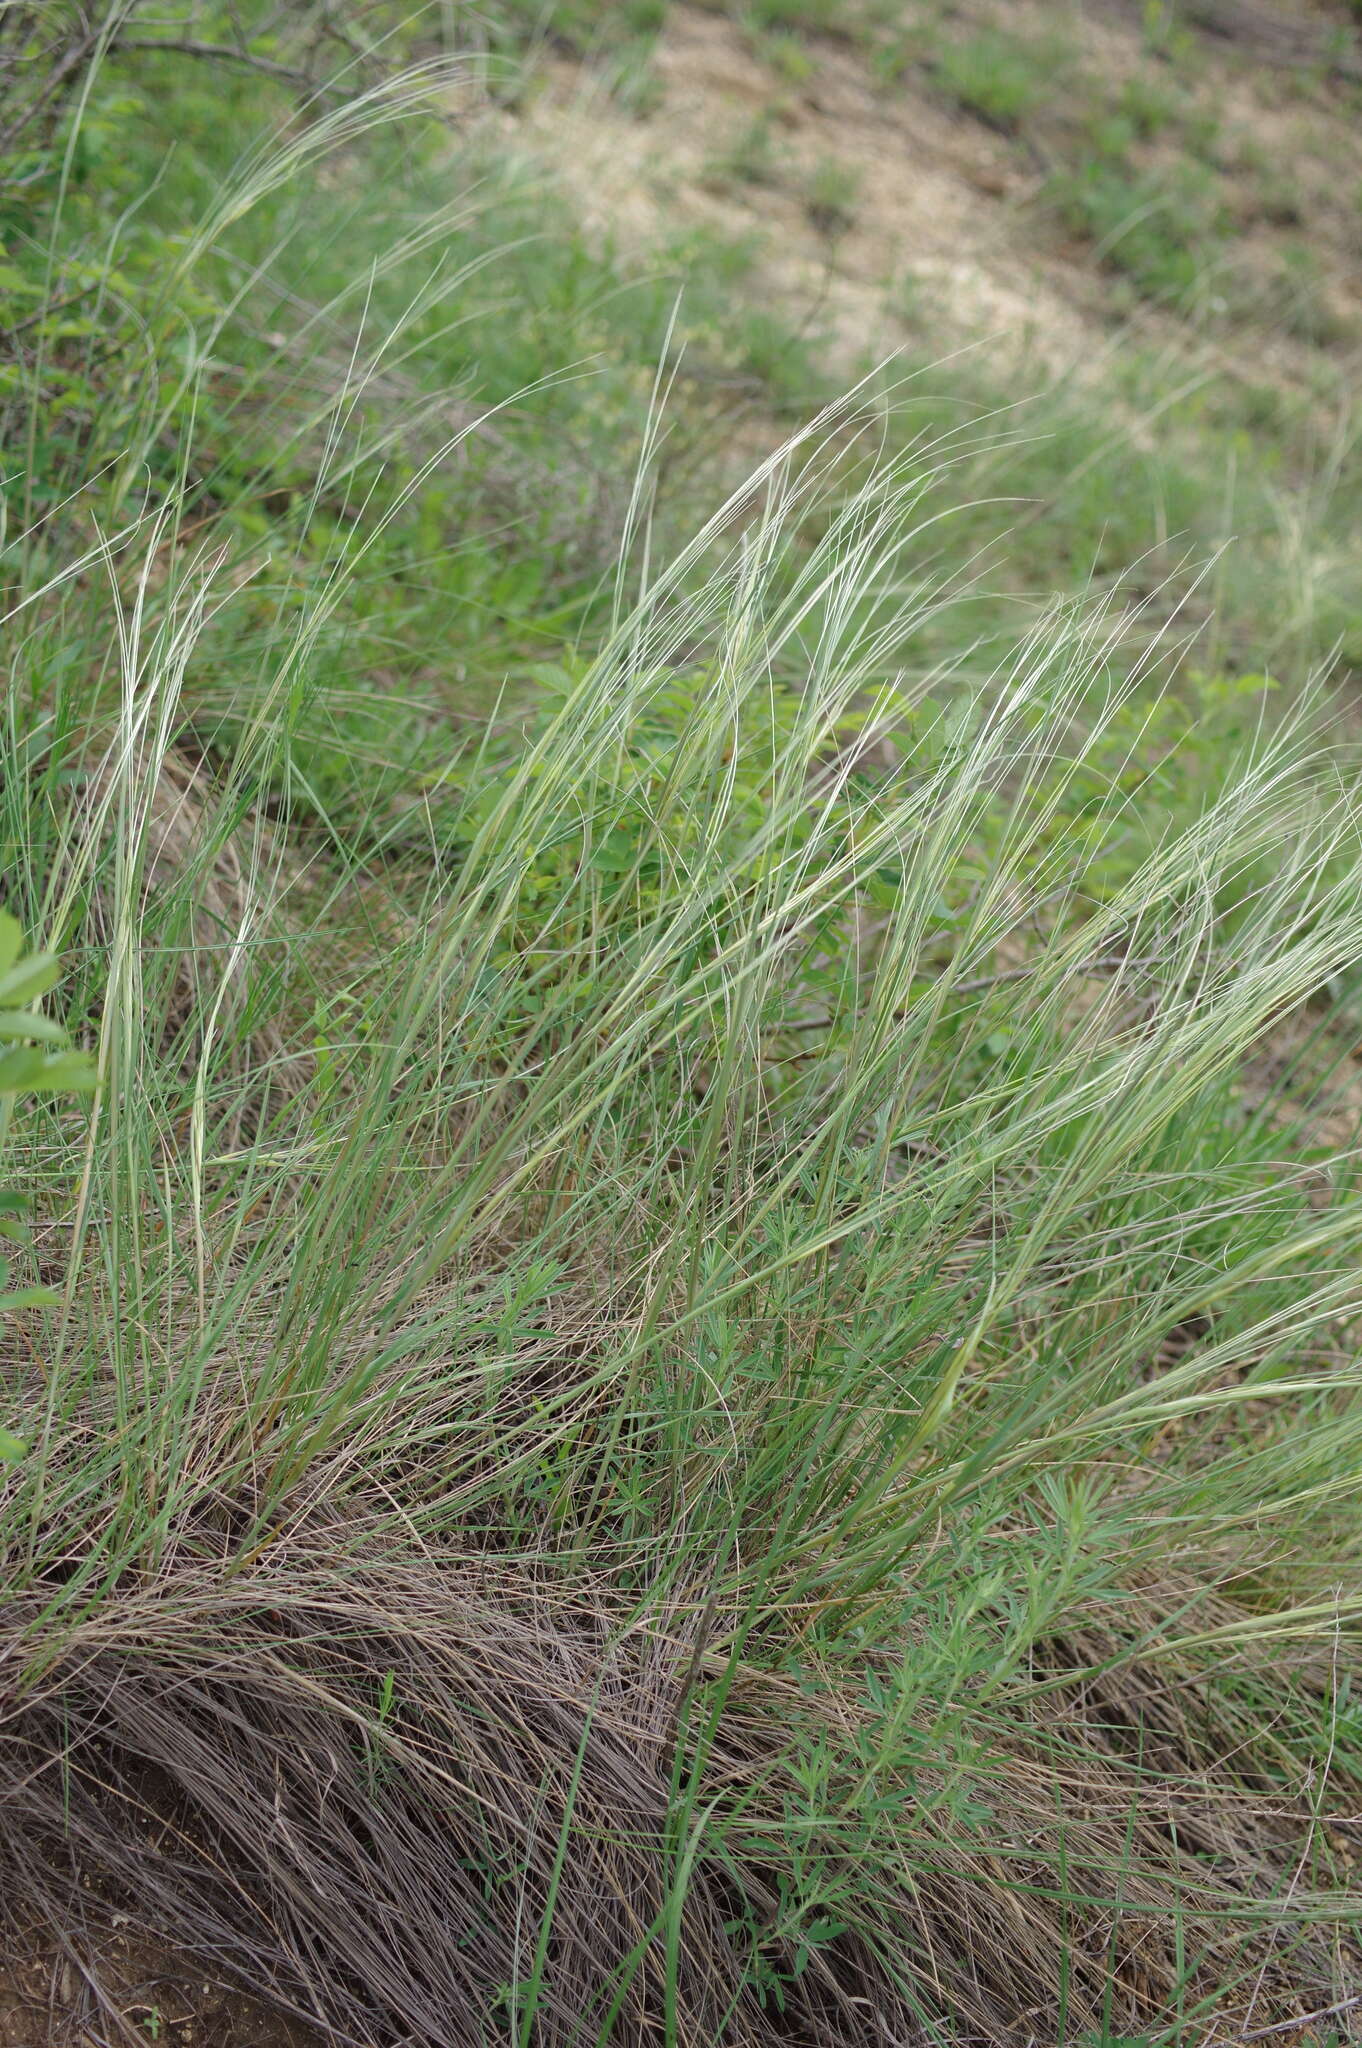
0 909 95 1461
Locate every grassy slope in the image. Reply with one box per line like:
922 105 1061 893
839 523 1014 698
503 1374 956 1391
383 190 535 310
518 0 1362 683
3 4 1362 2044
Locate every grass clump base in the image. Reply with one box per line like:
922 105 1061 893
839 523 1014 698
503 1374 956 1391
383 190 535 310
5 441 1362 2045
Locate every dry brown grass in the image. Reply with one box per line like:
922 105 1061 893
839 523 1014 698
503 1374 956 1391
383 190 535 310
3 1518 1359 2046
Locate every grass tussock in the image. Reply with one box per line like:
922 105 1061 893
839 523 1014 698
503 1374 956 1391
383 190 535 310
3 26 1362 2048
6 439 1362 2043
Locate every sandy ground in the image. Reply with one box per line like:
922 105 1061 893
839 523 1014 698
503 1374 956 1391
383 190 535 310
501 0 1361 431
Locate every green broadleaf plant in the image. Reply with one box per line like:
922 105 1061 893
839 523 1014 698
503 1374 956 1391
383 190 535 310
0 907 96 1460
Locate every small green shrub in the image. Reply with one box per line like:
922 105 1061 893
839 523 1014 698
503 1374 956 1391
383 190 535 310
732 305 832 409
802 155 861 236
703 113 784 191
737 0 848 31
869 23 931 84
756 31 817 85
0 909 95 1460
1140 0 1197 64
483 0 667 53
1262 244 1352 347
1051 156 1227 308
1113 73 1179 141
933 32 1051 134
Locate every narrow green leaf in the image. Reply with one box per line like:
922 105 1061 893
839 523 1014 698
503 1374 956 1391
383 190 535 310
0 1009 68 1045
0 957 61 1007
0 1285 59 1312
23 1052 97 1093
0 1047 48 1093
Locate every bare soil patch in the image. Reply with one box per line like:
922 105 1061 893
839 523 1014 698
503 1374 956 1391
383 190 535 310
0 1936 319 2048
502 1 1362 427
